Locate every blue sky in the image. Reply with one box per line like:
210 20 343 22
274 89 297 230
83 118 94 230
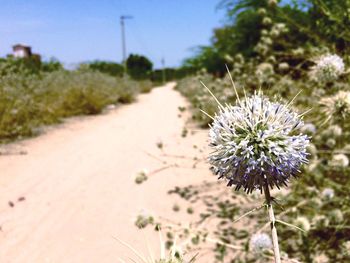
0 0 225 68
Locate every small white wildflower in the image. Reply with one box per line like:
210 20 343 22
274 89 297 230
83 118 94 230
313 215 330 228
329 209 344 224
343 240 350 252
256 63 274 81
261 36 273 46
329 153 349 168
224 54 234 63
322 188 335 200
294 216 311 232
250 233 272 253
313 54 345 82
311 196 323 207
343 144 350 152
307 143 318 158
320 91 350 123
274 23 288 32
209 92 309 193
235 53 245 64
291 47 304 56
325 138 336 149
257 8 267 16
267 55 276 64
326 125 342 137
270 23 288 37
278 62 289 71
261 29 269 36
300 123 317 135
262 17 272 26
254 43 269 56
268 0 278 6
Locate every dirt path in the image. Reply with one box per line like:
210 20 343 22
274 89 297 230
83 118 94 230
0 83 215 262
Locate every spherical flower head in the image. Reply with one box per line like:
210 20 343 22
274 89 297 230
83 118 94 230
329 153 349 168
257 8 267 16
322 188 335 200
268 0 278 7
262 17 272 26
256 63 274 82
320 91 350 123
329 209 344 224
209 93 310 193
314 54 345 82
294 216 311 232
300 123 317 135
249 233 272 253
326 138 336 149
326 125 342 137
278 62 289 71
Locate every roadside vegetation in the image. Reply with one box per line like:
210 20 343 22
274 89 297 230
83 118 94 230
0 57 152 143
136 0 350 262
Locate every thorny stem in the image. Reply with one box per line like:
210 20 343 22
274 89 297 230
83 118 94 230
264 183 281 263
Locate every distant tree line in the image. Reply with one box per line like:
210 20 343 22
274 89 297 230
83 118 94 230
0 52 195 82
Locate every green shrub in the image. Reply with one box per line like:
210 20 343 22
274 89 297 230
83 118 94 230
0 69 152 143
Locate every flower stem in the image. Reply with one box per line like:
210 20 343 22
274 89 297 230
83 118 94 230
264 184 281 263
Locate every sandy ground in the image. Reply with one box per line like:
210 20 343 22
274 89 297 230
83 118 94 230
0 83 216 263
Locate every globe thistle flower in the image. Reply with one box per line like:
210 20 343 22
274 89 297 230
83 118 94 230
329 209 344 224
208 92 309 193
274 23 288 33
307 143 318 158
325 138 336 149
322 188 335 200
234 53 245 64
312 215 329 228
249 233 272 253
329 153 349 168
313 54 345 82
291 47 304 56
310 196 323 208
320 91 350 123
300 123 316 135
267 55 276 64
268 0 278 7
270 23 288 38
261 36 273 46
342 241 350 252
262 17 272 26
257 8 267 16
224 54 234 63
254 43 269 56
256 63 274 82
261 29 269 36
294 216 311 232
278 62 289 71
325 125 342 137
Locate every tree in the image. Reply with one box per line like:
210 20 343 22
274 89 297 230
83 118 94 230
87 61 124 77
41 58 63 72
126 54 153 80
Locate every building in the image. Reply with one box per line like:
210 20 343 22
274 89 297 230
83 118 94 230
12 44 32 58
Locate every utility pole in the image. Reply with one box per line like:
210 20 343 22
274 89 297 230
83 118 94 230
161 57 166 84
120 15 133 74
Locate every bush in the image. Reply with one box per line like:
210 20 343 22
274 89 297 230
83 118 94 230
0 69 152 143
